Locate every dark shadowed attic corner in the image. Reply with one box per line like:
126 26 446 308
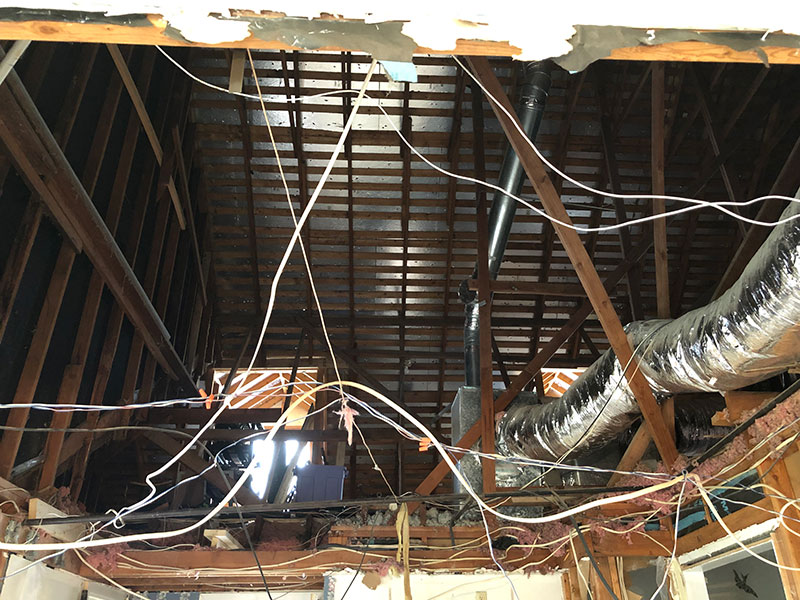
3 6 800 599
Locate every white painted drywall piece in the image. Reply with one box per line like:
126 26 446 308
1 2 800 56
0 554 125 600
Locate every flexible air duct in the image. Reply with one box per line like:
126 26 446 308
497 198 800 461
462 61 552 386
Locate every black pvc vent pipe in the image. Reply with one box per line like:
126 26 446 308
461 61 552 386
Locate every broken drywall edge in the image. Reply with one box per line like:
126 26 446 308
678 518 777 566
2 4 800 65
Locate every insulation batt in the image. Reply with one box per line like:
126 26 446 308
497 198 800 461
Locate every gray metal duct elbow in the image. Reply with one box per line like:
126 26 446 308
463 61 552 386
497 196 800 461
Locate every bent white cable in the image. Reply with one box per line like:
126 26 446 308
0 389 307 551
2 380 685 552
244 48 344 388
451 56 800 227
289 381 687 526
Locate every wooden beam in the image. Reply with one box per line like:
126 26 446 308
491 334 512 388
0 43 56 194
82 546 551 590
472 81 495 494
0 249 74 478
280 51 313 341
676 497 772 554
0 46 98 479
530 70 586 391
342 52 356 350
0 201 41 342
434 70 465 437
204 529 243 550
397 80 412 490
136 216 188 407
37 47 141 492
466 56 678 465
651 62 670 319
144 431 261 505
667 64 725 161
228 50 245 93
607 423 651 487
146 407 281 425
5 20 800 65
70 196 173 496
0 50 196 393
613 64 652 139
758 457 800 599
106 44 186 229
0 44 97 341
669 211 699 317
69 65 192 496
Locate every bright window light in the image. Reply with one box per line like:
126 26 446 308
250 439 311 498
249 438 276 498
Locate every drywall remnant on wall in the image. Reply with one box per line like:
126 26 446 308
2 3 800 68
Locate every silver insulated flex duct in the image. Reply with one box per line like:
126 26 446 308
462 61 551 386
497 197 800 461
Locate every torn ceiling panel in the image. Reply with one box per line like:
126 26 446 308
2 3 800 68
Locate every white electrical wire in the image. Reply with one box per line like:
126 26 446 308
157 46 800 234
478 503 521 600
0 379 685 552
695 478 800 572
648 476 686 600
241 58 377 378
242 48 344 391
0 389 299 551
451 55 800 228
26 49 789 574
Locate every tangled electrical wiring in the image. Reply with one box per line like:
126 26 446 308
5 47 800 598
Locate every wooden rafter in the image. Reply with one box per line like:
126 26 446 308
234 91 262 316
37 46 134 492
597 106 645 321
713 133 800 299
107 44 186 230
530 69 586 394
688 65 748 238
471 81 496 493
434 70 465 429
651 62 670 319
70 67 194 496
466 56 678 464
0 48 196 392
0 46 97 479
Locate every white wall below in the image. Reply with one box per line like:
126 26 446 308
0 554 125 600
327 569 564 600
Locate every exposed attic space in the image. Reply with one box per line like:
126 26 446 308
2 14 800 600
